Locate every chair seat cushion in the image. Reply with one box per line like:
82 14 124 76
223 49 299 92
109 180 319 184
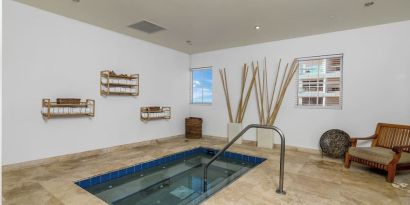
348 147 410 165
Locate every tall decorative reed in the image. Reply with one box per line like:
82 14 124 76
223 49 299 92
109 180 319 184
219 64 258 123
253 58 298 126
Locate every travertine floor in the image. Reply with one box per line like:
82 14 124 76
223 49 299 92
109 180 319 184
2 137 410 205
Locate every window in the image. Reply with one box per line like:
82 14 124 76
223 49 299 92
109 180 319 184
296 54 343 109
191 67 212 104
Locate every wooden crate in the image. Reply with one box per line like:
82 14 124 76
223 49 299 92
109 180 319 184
185 117 203 139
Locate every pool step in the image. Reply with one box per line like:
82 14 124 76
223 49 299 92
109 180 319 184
95 156 203 203
183 167 250 205
113 165 205 205
112 165 231 205
87 153 252 205
176 177 225 205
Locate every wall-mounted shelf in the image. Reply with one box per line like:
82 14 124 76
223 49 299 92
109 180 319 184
140 107 171 121
41 98 95 119
100 70 139 96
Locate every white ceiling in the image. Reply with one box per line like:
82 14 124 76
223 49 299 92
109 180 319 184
14 0 410 54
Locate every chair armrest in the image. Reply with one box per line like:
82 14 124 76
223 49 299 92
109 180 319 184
393 145 410 153
390 146 410 164
349 134 377 147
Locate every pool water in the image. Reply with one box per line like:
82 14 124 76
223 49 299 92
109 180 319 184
76 147 265 205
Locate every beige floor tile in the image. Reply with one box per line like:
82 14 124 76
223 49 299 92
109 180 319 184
2 137 409 204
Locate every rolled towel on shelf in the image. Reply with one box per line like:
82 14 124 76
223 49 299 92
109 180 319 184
76 107 82 114
41 107 47 114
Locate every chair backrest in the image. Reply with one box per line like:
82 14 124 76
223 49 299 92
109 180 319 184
372 123 410 152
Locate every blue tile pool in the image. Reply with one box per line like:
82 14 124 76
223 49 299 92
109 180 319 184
75 147 266 205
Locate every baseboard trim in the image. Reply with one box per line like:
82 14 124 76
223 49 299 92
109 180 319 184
203 135 320 154
2 134 184 172
3 134 320 172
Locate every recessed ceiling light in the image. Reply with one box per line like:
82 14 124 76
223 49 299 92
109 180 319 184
255 26 261 30
364 1 375 7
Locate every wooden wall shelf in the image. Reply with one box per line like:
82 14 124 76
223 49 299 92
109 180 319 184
41 98 95 119
140 107 171 121
100 70 139 96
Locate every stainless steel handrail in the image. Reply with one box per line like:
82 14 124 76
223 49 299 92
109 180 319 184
203 124 286 195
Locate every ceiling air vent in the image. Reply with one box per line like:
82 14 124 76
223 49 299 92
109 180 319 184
128 20 165 34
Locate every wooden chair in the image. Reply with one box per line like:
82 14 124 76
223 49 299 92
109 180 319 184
344 123 410 182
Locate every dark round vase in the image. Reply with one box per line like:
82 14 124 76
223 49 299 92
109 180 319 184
320 129 350 158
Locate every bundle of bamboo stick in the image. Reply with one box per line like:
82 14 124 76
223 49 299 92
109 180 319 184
253 58 298 126
219 64 258 123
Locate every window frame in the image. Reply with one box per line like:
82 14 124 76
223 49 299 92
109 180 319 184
295 53 343 110
190 66 213 105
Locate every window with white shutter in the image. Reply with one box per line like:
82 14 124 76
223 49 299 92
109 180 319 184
296 54 343 109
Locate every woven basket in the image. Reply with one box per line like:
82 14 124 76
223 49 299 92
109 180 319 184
148 106 161 112
56 98 81 104
185 117 203 139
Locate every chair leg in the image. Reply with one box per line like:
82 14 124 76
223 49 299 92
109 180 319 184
387 164 397 183
344 154 351 168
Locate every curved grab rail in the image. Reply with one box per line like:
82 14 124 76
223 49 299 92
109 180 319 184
203 124 286 194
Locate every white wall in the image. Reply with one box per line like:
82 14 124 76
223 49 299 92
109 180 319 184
4 0 410 165
190 20 410 150
1 0 3 195
2 0 190 165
